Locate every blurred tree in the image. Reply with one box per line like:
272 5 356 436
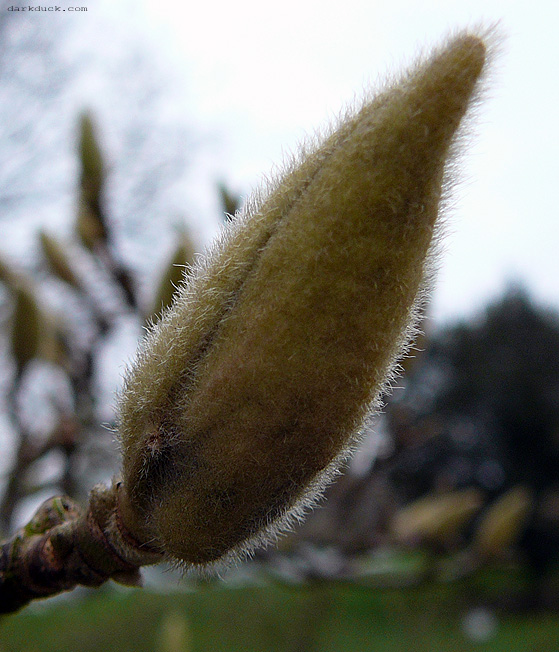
386 286 559 590
0 3 196 280
0 0 76 218
429 288 559 491
390 287 559 494
0 6 206 534
0 115 198 535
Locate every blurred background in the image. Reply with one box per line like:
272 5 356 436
0 0 558 650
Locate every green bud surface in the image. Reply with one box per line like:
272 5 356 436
118 32 490 567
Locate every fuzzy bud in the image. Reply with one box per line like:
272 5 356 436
76 113 108 248
11 284 43 373
39 231 81 289
473 486 533 559
147 234 196 324
118 33 490 567
79 113 104 204
391 489 483 547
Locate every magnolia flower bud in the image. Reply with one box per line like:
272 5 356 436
147 233 197 324
77 113 108 249
11 284 43 373
391 489 484 546
473 486 533 559
118 32 490 567
39 231 81 290
79 113 104 206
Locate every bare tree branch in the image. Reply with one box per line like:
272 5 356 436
0 483 161 614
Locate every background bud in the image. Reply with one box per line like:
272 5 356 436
391 489 483 547
76 113 108 249
39 231 81 289
474 486 533 559
11 284 43 374
146 232 196 324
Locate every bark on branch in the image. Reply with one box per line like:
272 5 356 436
0 482 162 614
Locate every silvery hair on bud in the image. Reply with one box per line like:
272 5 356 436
117 29 494 572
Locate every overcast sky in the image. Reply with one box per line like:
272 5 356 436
107 1 559 323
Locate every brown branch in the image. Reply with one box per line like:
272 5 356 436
0 481 162 614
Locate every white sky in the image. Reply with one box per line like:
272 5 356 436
113 0 558 324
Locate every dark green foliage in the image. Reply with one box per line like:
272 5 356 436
399 287 559 492
2 579 559 651
431 287 559 489
388 286 559 576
